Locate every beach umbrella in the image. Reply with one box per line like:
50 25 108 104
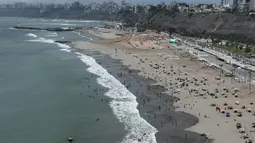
220 109 225 113
238 112 243 117
236 123 242 129
252 123 255 128
226 112 230 117
243 133 249 139
235 101 239 105
234 109 238 113
239 128 245 133
247 108 252 112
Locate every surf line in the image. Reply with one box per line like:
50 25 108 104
75 52 158 143
27 37 72 53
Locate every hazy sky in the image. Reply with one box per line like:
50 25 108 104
0 0 217 4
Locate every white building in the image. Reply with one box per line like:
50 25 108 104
249 0 255 11
232 0 255 12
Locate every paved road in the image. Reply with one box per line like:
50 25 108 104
173 39 255 83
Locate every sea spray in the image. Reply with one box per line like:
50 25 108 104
27 36 158 142
28 37 71 52
46 32 58 37
60 49 71 53
73 31 94 41
73 31 85 37
28 37 55 44
26 33 37 38
75 52 158 143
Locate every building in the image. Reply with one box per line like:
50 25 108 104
133 5 138 13
144 5 151 13
237 0 251 13
221 0 224 5
249 0 255 11
14 2 27 9
90 3 100 11
121 0 128 7
231 0 255 13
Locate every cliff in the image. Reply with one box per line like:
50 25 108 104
139 12 255 43
2 8 255 42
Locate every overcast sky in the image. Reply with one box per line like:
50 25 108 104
0 0 218 4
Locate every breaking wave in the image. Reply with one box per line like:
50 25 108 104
75 52 158 143
26 33 37 38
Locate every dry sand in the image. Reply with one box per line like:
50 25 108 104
74 30 255 143
77 28 125 39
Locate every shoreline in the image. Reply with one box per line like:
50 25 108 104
72 28 255 143
73 44 211 143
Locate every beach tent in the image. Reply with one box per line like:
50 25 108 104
169 39 177 43
220 109 225 113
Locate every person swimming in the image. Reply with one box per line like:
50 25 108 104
67 136 74 143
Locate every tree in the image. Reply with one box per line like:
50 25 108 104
189 9 195 13
245 47 252 53
136 5 145 14
232 7 238 14
226 41 230 46
224 8 232 13
239 45 243 50
71 1 83 9
171 4 180 14
178 2 189 7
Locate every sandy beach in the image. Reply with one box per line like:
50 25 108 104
73 28 255 143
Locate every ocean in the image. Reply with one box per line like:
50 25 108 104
0 17 160 143
0 17 210 143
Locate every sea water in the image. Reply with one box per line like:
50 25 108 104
0 17 157 143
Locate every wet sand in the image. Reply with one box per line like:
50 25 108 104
73 29 255 143
73 47 210 143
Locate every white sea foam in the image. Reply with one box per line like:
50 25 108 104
75 52 158 143
60 49 71 53
57 43 71 49
28 37 71 49
62 27 69 30
60 23 77 26
73 31 85 37
52 19 61 22
46 32 58 37
26 33 37 38
28 37 55 44
65 20 100 23
73 32 94 40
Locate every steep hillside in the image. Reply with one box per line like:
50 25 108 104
142 12 255 40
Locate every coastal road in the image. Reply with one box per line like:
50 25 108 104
176 43 255 83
